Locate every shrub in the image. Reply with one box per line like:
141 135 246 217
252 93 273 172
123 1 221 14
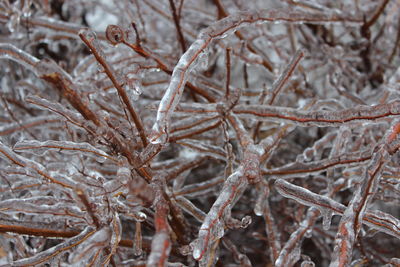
0 0 399 266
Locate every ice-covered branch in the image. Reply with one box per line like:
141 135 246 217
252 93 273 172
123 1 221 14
0 226 95 267
0 141 76 189
275 179 400 239
234 100 400 126
79 28 149 147
330 146 389 266
192 168 248 264
150 9 363 144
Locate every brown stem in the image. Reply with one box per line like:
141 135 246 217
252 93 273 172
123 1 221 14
122 41 216 102
0 223 151 250
225 48 231 99
169 0 187 53
79 32 149 147
212 0 274 72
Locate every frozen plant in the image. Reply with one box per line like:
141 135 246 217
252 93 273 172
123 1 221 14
0 0 400 266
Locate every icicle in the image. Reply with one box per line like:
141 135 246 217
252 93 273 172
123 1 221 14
254 185 269 216
321 209 333 230
103 213 121 265
133 221 143 256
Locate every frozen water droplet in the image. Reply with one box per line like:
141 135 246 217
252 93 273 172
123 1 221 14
254 207 263 216
254 182 269 216
192 241 202 260
254 193 265 216
96 155 107 163
305 229 312 238
135 211 147 222
134 83 142 96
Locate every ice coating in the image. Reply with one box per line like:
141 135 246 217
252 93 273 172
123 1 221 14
1 1 399 266
329 147 389 266
147 231 171 266
14 140 115 163
152 8 362 141
275 179 340 232
275 178 400 238
192 168 247 261
5 226 95 267
0 43 39 73
154 39 208 137
0 140 77 189
69 227 110 264
234 100 400 127
0 115 60 136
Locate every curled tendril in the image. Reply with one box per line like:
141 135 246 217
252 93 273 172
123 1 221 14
106 25 124 45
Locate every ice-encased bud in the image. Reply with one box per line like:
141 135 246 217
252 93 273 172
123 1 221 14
106 25 125 45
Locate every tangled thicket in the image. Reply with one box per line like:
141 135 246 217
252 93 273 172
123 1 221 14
0 0 400 266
